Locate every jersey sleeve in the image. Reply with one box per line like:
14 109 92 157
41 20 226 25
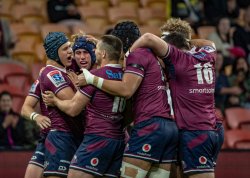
28 79 41 99
124 49 150 78
165 45 216 64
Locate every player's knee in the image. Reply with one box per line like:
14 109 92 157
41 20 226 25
120 162 148 178
148 167 170 178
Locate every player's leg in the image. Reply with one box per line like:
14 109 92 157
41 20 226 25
68 169 95 178
24 164 44 178
43 131 81 178
25 137 46 178
189 172 214 178
179 130 219 178
148 118 179 178
147 163 171 178
70 134 124 178
121 157 150 178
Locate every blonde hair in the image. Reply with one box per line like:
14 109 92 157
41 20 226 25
161 18 192 40
71 31 86 44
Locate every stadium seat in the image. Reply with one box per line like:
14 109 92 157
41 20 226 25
225 129 250 149
72 24 106 39
140 0 166 12
77 6 109 29
31 62 45 81
0 62 29 82
138 7 166 27
10 23 42 44
197 26 216 39
0 5 13 23
11 40 38 69
108 7 139 25
111 0 140 9
11 4 45 27
35 42 47 63
140 25 161 36
87 0 110 8
225 107 250 130
41 23 71 39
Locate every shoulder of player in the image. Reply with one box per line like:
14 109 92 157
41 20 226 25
130 47 153 57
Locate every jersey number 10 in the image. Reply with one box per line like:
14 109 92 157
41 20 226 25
194 62 213 84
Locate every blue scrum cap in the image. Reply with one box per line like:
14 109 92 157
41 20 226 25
43 32 69 61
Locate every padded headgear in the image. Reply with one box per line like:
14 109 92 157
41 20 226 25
111 21 141 53
43 32 68 62
72 37 96 65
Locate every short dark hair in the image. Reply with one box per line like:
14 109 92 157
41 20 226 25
111 21 141 53
99 35 123 61
162 32 190 50
0 91 12 100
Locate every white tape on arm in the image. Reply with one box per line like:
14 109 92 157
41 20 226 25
82 69 104 89
82 69 94 84
30 112 39 121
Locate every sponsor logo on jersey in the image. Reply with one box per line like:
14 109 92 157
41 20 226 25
142 144 151 152
47 70 66 87
29 80 39 93
199 156 207 165
90 158 99 166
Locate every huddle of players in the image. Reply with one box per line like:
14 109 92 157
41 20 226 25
22 18 223 178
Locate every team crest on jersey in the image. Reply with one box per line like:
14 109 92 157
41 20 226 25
90 158 99 166
199 156 207 165
29 80 39 93
142 144 151 152
47 70 66 87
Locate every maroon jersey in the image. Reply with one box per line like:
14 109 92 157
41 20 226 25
125 48 172 124
29 79 50 135
80 64 125 139
166 45 217 130
39 65 83 135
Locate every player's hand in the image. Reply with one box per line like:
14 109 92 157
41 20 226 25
67 71 79 87
42 91 56 107
80 68 94 85
77 72 87 87
35 115 51 129
85 35 99 45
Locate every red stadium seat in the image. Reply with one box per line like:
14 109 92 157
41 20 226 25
225 107 250 130
0 62 29 82
225 129 250 149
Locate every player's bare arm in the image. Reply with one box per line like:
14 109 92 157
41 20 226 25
82 69 142 99
43 90 89 117
130 33 170 58
21 96 51 129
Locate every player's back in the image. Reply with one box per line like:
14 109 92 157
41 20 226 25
166 45 217 130
125 48 172 124
80 64 125 139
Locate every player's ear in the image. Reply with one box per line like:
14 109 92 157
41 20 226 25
101 50 106 58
